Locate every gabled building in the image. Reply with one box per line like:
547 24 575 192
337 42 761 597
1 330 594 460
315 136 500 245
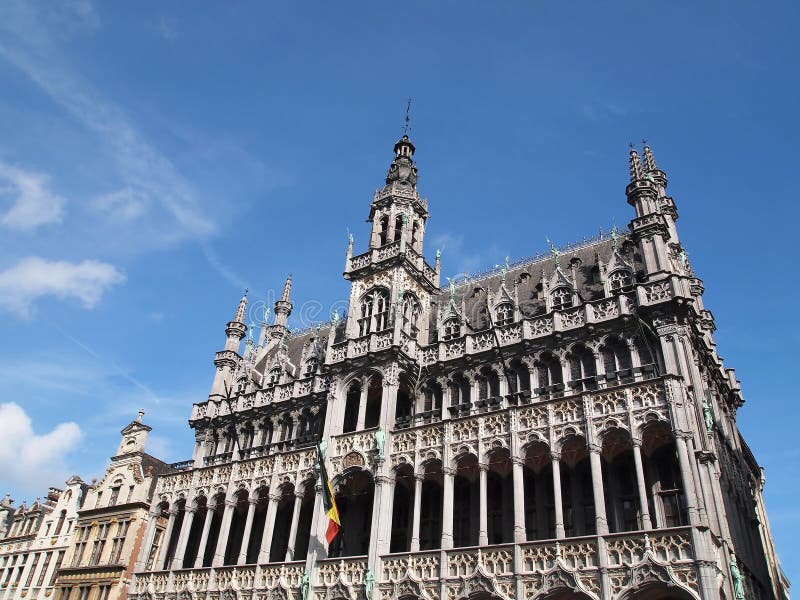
130 134 788 600
0 477 88 600
54 413 168 600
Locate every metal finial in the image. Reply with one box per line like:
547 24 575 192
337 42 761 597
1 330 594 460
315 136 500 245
244 288 249 296
642 138 648 146
137 409 145 422
628 142 635 150
403 98 412 136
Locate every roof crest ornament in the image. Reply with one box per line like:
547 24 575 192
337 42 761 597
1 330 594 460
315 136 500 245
546 237 561 268
403 98 411 136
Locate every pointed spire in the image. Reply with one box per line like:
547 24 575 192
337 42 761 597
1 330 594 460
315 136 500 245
642 139 657 172
280 275 292 303
233 289 248 323
628 144 643 181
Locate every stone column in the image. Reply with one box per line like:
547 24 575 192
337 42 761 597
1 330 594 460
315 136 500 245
478 463 489 546
369 469 394 558
237 499 258 565
258 493 281 563
134 508 161 572
632 440 653 530
356 377 368 431
441 467 454 550
674 433 700 526
212 500 235 567
171 507 196 570
589 444 609 535
156 509 177 570
285 492 304 561
194 507 215 569
512 458 526 543
409 474 424 552
551 454 565 539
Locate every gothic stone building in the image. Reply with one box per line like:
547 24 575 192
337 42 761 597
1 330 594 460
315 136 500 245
130 135 788 600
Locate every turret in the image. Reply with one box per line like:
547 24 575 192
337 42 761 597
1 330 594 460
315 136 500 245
224 290 248 352
270 275 293 340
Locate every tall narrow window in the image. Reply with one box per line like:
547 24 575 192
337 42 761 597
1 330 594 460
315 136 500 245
25 552 41 587
108 487 120 507
53 510 66 536
36 552 52 587
378 215 389 246
109 521 130 564
71 526 91 567
358 288 390 336
89 522 110 565
401 294 421 339
394 215 404 242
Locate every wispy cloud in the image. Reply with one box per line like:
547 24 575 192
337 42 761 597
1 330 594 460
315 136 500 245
0 160 65 230
0 1 216 247
158 16 177 42
0 256 125 317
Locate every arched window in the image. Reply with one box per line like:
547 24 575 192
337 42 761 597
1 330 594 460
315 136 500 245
378 215 389 247
551 287 573 310
608 269 633 293
358 288 390 336
508 359 531 398
442 318 461 341
536 352 563 396
401 294 421 339
423 382 443 414
602 337 633 382
267 367 282 386
236 375 248 394
569 345 597 391
448 373 471 415
495 303 514 326
477 366 500 402
411 221 420 249
343 381 361 434
394 215 404 243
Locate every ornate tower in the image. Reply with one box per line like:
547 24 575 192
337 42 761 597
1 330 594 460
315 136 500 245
209 291 248 398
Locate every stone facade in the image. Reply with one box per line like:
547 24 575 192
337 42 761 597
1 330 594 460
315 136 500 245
129 136 788 600
0 478 87 600
52 415 168 600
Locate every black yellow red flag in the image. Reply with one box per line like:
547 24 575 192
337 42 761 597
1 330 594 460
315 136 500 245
317 443 341 544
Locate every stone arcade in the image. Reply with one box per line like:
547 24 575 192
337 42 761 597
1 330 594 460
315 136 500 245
130 134 789 600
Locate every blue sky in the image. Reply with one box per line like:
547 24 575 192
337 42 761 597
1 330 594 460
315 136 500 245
0 0 797 580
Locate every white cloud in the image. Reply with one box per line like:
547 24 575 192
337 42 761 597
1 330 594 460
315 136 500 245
0 161 65 230
91 187 149 221
0 256 125 317
158 16 177 42
0 402 83 496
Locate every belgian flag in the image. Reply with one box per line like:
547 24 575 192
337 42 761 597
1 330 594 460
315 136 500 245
317 443 341 544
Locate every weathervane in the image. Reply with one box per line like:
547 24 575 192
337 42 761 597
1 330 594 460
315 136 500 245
403 98 412 136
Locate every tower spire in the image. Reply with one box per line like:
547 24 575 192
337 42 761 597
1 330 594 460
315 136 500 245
272 275 293 336
629 144 643 181
233 289 248 323
642 139 657 172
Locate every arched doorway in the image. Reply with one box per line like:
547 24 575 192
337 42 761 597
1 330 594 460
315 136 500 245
453 454 479 547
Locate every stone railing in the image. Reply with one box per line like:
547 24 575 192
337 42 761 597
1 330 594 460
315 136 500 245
134 562 305 596
315 556 368 586
131 529 699 600
389 376 673 460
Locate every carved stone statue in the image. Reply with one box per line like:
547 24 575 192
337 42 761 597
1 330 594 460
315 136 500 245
702 396 714 433
374 427 385 460
730 553 745 600
301 570 310 600
364 568 375 600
